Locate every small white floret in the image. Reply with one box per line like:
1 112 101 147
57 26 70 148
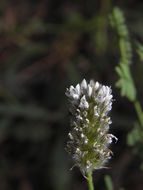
95 82 100 90
75 84 81 95
87 84 92 97
81 79 87 89
81 133 85 138
85 119 89 124
86 160 92 169
84 139 88 144
83 111 87 117
76 115 83 121
79 95 89 109
68 133 73 140
107 134 118 144
94 106 99 117
76 148 81 154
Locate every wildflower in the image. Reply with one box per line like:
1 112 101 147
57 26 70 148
65 79 117 176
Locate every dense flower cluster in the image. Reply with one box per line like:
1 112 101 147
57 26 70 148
65 79 117 176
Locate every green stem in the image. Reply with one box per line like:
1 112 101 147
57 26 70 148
134 100 143 128
119 39 129 65
87 171 94 190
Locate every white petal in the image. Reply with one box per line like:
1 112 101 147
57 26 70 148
72 94 79 100
76 115 83 121
87 85 92 97
95 82 100 90
69 85 75 92
75 84 81 95
81 133 85 138
81 79 87 89
69 85 79 100
107 134 118 144
89 80 95 87
68 133 73 140
79 95 89 109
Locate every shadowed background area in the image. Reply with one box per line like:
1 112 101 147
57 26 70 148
0 0 143 190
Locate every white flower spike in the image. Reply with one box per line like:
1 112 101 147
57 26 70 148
65 79 117 176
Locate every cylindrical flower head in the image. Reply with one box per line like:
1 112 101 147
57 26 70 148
65 79 117 176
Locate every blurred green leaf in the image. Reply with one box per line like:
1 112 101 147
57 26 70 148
127 124 142 146
115 63 136 101
104 175 113 190
136 42 143 61
110 7 132 65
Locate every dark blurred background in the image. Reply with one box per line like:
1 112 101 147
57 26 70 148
0 0 143 190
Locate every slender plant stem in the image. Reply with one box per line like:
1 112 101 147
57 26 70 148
134 100 143 128
87 171 94 190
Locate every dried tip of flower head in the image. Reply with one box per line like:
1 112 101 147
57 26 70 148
65 79 117 176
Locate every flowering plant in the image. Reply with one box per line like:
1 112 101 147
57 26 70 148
65 79 117 190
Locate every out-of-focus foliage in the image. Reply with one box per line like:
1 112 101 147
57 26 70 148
127 123 142 146
110 7 136 101
111 7 143 182
136 42 143 61
110 7 132 65
115 63 136 101
104 175 113 190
